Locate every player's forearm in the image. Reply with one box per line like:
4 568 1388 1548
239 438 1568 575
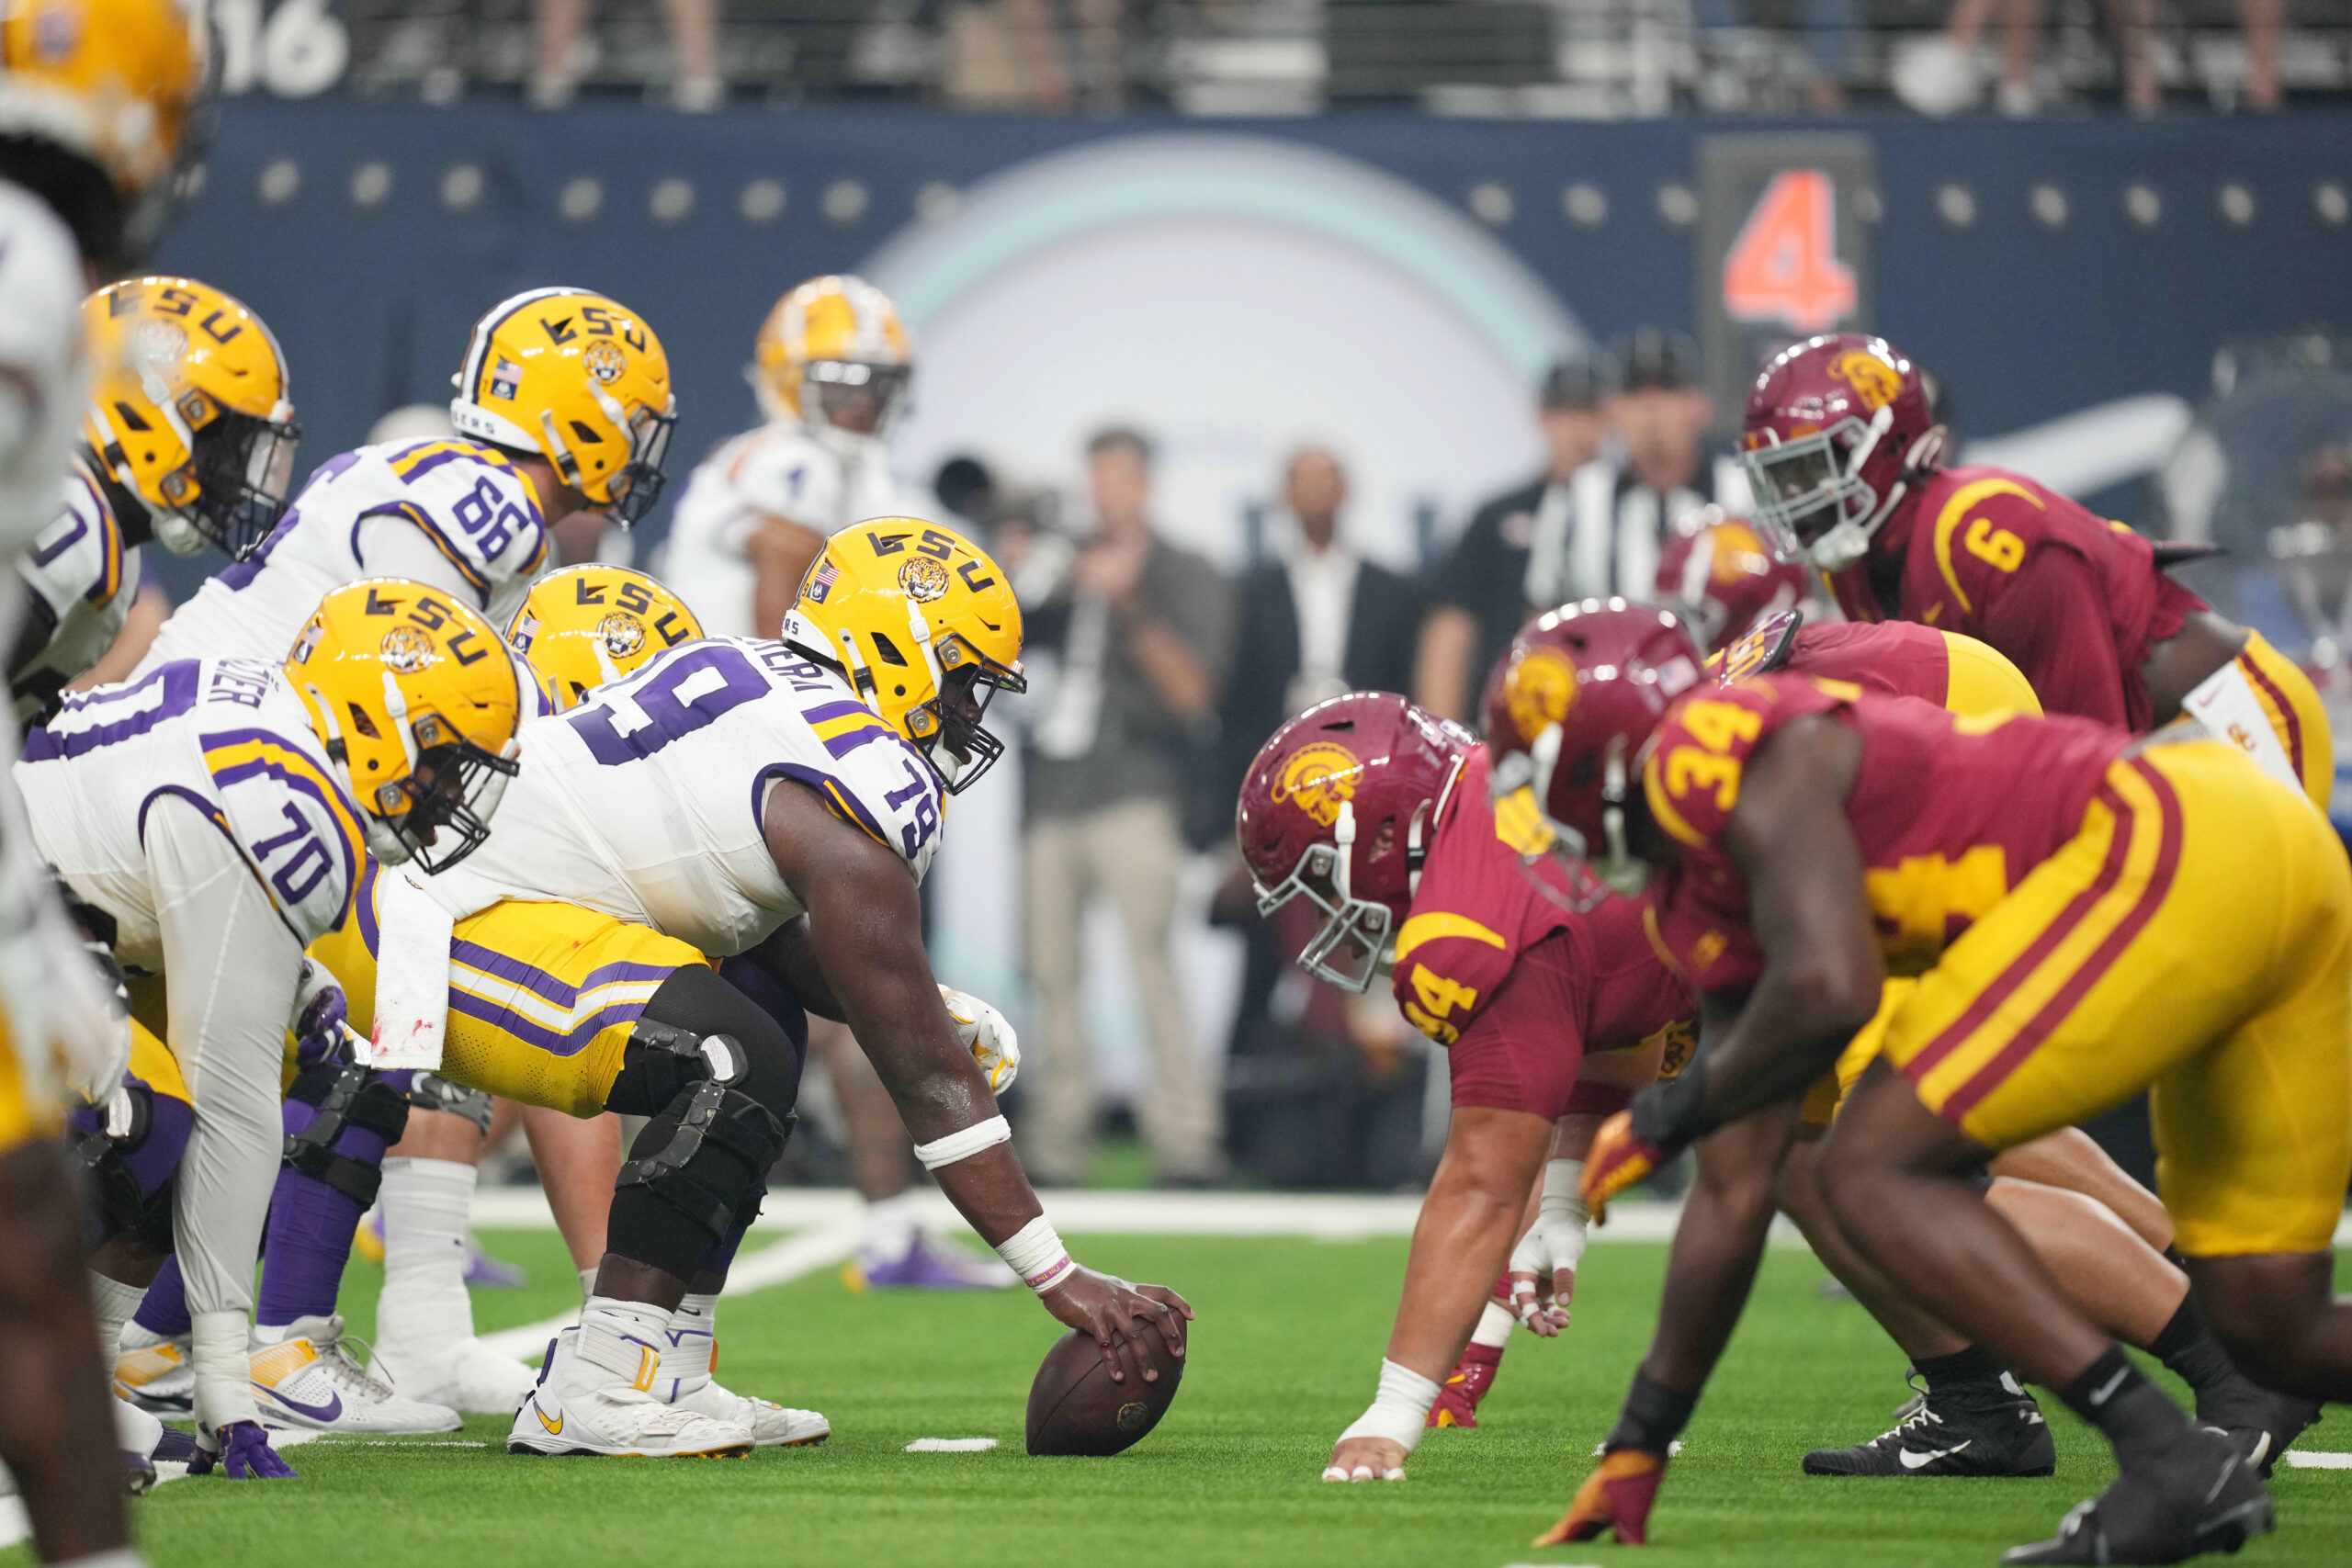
1385 1107 1554 1378
925 1141 1046 1250
1638 1110 1793 1393
748 515 827 638
1695 976 1867 1127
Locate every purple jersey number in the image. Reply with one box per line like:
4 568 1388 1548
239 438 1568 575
568 644 767 765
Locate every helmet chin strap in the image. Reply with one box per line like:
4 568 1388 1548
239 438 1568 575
1804 412 1948 573
1331 798 1356 904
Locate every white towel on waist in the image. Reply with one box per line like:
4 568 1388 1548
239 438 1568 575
367 867 454 1070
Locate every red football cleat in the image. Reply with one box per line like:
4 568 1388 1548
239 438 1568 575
1427 1342 1504 1428
1536 1447 1668 1546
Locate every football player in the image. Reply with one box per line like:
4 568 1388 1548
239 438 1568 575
1652 509 1813 654
663 278 995 1291
309 524 1183 1457
20 581 521 1479
1532 610 2351 1562
0 3 209 1557
1743 333 2328 811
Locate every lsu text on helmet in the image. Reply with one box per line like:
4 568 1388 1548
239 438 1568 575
1742 333 1942 573
1482 599 1703 911
82 275 299 558
0 0 208 269
781 517 1023 794
751 275 911 442
507 564 704 710
1654 506 1812 653
1236 692 1473 994
286 580 523 873
449 288 676 527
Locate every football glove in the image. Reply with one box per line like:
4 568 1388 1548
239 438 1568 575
1535 1447 1668 1546
190 1420 298 1481
1579 1111 1674 1223
940 984 1019 1093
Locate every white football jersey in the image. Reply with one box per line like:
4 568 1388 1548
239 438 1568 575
0 183 87 563
17 658 368 970
417 636 943 956
139 438 550 672
13 457 138 722
662 423 914 637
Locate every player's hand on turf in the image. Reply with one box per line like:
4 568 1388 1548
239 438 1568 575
1322 1435 1408 1482
190 1421 299 1481
1535 1448 1667 1546
1579 1111 1674 1223
1046 1267 1191 1386
1508 1218 1578 1337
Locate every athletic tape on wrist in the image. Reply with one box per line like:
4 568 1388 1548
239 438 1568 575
190 1309 260 1435
1540 1158 1591 1223
912 1113 1012 1171
995 1213 1077 1294
1337 1358 1440 1454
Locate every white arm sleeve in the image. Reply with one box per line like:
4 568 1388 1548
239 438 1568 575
355 513 497 610
149 794 303 1434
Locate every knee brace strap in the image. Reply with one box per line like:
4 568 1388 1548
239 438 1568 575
74 1083 174 1252
284 1066 410 1208
615 1082 790 1244
400 1071 494 1134
604 1021 750 1116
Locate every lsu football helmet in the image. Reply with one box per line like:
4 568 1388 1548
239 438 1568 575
781 518 1023 794
1653 508 1812 653
82 276 299 558
0 0 209 267
1742 333 1943 573
449 288 676 526
751 276 911 445
1483 600 1703 911
1237 692 1472 994
286 580 522 872
506 565 704 710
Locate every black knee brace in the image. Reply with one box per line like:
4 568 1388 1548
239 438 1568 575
284 1063 411 1208
608 1032 793 1280
74 1084 171 1253
604 1018 759 1116
398 1071 494 1134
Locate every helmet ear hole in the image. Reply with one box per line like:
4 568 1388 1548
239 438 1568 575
869 631 908 667
345 702 380 739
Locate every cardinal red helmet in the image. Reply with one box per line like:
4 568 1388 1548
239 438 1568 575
1741 333 1942 572
1236 692 1473 992
1482 599 1704 910
1654 508 1813 653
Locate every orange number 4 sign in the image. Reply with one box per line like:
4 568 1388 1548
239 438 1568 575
1721 169 1857 333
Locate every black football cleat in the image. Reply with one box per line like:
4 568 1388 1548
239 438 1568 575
1804 1374 2056 1477
2003 1428 2272 1565
2193 1375 2322 1479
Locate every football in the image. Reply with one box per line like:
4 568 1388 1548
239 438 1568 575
1024 1325 1185 1456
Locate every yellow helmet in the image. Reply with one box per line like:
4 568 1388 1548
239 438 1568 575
0 0 209 267
506 565 704 711
285 580 523 873
781 518 1024 794
81 276 299 558
448 287 676 525
751 275 911 436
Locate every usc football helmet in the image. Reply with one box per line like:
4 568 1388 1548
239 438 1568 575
81 276 299 558
1236 692 1473 993
1654 508 1811 653
286 580 523 873
0 0 208 267
1742 333 1943 573
506 565 704 710
449 288 676 526
781 518 1023 794
1483 600 1703 910
751 275 911 445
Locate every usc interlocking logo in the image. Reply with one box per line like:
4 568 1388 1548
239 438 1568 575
1831 349 1901 412
1270 741 1363 828
1504 645 1578 741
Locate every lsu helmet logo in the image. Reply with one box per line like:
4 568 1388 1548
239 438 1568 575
1270 740 1362 829
1503 645 1578 742
379 625 435 673
597 612 646 658
898 556 949 603
1831 349 1901 412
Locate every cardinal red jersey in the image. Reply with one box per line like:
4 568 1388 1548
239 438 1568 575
1642 674 2132 992
1822 466 2204 732
1396 747 1693 1118
1712 614 1951 704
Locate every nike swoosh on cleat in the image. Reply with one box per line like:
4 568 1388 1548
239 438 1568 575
533 1403 564 1437
1898 1441 1972 1470
255 1382 341 1423
2086 1367 2130 1406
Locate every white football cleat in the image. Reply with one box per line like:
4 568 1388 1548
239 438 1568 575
373 1332 537 1415
674 1380 830 1448
249 1316 462 1434
510 1327 752 1459
113 1333 193 1416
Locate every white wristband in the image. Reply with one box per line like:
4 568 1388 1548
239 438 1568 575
1541 1158 1591 1222
912 1113 1011 1171
995 1213 1078 1295
1338 1358 1440 1454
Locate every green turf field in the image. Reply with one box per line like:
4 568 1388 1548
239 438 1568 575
100 1228 2350 1568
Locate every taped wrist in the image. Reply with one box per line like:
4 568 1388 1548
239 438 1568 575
283 1063 410 1208
1602 1371 1697 1457
1630 1055 1713 1147
913 1114 1011 1171
191 1310 259 1436
1338 1359 1441 1454
609 1079 792 1280
993 1214 1076 1294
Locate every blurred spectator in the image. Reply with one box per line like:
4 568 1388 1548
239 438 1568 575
1691 0 1861 110
1894 0 2160 115
532 0 722 108
1021 428 1237 1186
